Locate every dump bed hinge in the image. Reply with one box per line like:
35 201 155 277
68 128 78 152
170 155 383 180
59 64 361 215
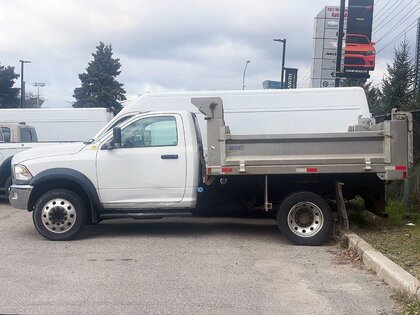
239 161 246 173
364 158 372 171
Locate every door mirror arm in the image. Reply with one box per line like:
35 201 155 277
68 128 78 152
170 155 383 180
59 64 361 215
113 127 122 148
101 127 122 150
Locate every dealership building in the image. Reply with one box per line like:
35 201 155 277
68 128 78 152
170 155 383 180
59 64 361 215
311 6 347 88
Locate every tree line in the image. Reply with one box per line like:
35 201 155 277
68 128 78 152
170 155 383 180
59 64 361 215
342 41 419 116
0 42 126 114
0 40 419 116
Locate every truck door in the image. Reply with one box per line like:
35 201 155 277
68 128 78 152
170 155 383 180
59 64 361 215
96 114 187 209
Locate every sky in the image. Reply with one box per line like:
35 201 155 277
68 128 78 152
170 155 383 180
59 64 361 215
0 0 418 107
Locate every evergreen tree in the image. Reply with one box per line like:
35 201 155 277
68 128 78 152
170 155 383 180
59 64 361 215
341 78 382 115
381 41 415 114
0 63 20 108
73 42 126 113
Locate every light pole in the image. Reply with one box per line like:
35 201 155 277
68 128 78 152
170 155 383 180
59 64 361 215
33 82 45 108
242 60 251 90
19 60 31 108
334 0 346 87
273 38 286 89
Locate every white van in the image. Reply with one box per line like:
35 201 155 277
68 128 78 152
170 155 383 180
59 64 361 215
0 108 114 141
114 87 370 140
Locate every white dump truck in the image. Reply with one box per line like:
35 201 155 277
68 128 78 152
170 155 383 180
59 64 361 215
8 88 412 245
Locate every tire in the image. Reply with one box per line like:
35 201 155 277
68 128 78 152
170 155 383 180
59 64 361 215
5 175 12 200
276 191 332 246
33 189 86 241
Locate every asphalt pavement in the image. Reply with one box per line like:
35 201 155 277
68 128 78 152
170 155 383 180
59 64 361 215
0 197 397 314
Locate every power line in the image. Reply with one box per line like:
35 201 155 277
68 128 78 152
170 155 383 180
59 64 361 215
375 6 419 43
297 66 311 84
298 76 311 88
373 0 397 20
373 0 407 29
373 0 415 32
299 76 311 88
376 22 417 54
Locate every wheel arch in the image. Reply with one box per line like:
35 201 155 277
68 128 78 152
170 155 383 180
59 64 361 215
0 156 13 188
28 168 102 223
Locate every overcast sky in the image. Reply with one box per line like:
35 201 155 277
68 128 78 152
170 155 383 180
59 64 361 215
0 0 418 107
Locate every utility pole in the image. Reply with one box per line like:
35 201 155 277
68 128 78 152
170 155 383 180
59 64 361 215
242 60 251 90
19 60 31 108
273 38 286 89
33 82 45 108
335 0 346 87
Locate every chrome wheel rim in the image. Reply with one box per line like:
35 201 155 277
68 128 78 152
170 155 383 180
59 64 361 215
287 202 324 237
41 198 76 233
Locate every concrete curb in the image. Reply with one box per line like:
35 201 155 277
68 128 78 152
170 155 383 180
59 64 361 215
341 231 420 298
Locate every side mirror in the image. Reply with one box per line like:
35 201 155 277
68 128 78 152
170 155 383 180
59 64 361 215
113 127 122 148
371 41 376 45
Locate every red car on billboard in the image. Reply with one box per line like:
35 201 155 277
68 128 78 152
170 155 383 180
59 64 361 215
344 34 376 71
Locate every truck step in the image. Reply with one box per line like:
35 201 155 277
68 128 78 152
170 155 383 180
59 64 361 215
98 210 193 220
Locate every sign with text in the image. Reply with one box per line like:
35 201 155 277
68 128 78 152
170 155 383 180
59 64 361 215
285 68 298 89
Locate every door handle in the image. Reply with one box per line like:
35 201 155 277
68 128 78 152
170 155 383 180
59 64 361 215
161 154 178 159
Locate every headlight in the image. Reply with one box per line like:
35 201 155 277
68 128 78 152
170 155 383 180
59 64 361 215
363 50 375 56
14 164 33 181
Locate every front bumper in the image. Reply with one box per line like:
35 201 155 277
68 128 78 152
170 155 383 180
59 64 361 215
9 185 33 210
344 54 375 70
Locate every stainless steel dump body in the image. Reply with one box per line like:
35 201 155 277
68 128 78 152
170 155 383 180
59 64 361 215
192 97 412 181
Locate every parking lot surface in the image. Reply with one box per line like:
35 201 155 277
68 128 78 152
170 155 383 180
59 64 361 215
0 198 396 314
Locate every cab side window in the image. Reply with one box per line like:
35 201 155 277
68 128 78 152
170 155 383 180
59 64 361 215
120 116 177 148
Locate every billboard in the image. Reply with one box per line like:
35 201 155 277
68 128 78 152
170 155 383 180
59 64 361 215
344 0 375 75
347 0 374 40
311 2 376 86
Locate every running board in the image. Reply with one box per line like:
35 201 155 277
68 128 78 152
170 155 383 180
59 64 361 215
98 210 193 220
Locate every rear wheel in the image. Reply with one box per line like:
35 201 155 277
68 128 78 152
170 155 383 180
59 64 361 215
277 191 332 246
33 189 86 241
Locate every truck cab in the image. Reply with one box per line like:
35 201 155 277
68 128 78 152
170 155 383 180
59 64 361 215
9 111 201 239
0 123 38 143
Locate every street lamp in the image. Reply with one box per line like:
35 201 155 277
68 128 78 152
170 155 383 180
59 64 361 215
273 38 286 89
19 60 31 108
242 60 251 90
33 82 45 108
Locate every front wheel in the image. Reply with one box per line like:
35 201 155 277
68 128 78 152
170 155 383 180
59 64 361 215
33 189 86 241
277 191 332 246
5 175 12 199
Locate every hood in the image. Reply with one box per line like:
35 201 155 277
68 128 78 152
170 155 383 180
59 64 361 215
12 142 86 165
345 43 375 52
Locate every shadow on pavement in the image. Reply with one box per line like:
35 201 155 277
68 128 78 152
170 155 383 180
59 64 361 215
82 217 283 242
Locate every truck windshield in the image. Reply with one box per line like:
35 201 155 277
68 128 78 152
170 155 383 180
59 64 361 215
346 35 370 45
85 113 136 144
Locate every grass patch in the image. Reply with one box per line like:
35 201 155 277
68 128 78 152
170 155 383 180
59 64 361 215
348 198 420 280
387 200 420 226
393 290 420 315
359 225 420 279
